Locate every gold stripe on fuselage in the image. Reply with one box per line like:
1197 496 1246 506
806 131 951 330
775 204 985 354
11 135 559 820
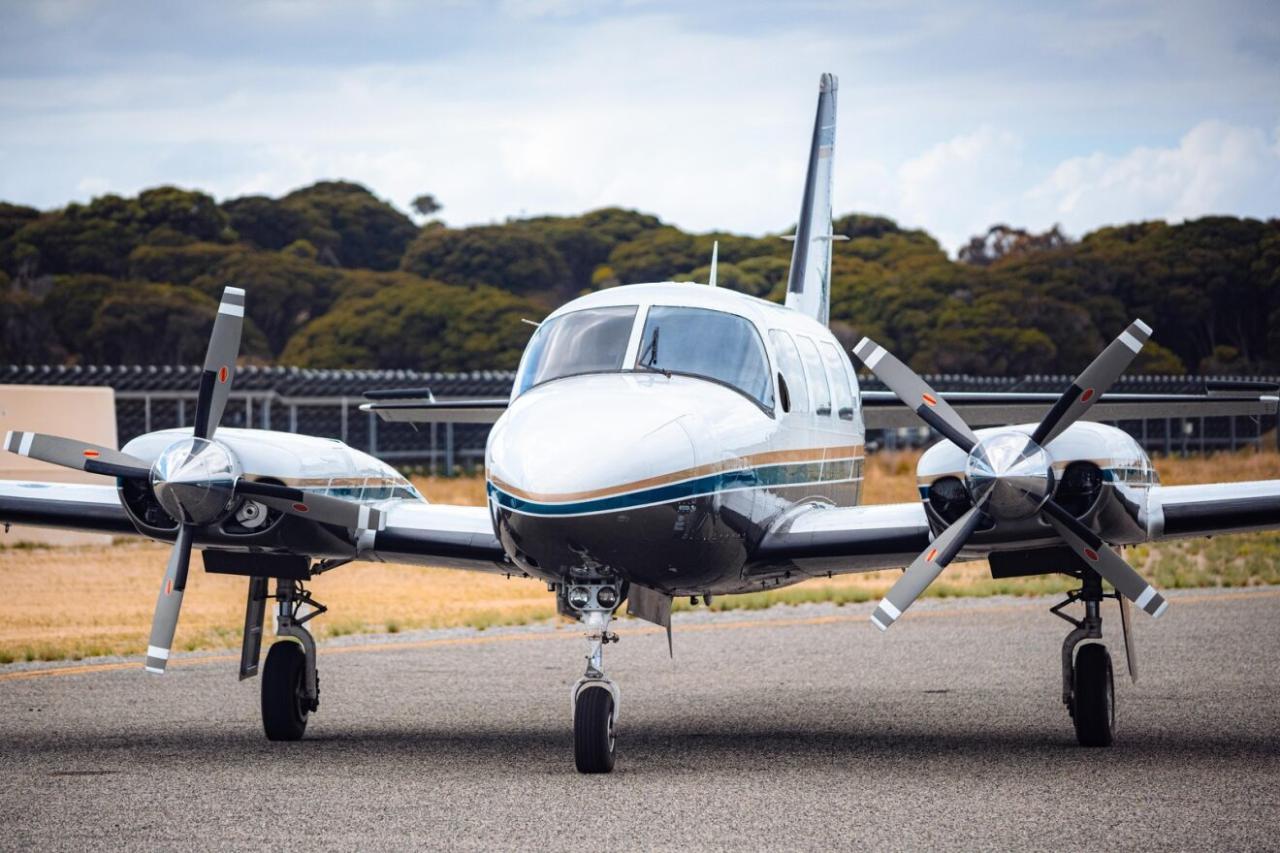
488 444 864 504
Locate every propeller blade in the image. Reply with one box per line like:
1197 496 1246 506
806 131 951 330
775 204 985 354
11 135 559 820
1040 498 1168 618
870 503 986 630
3 430 150 479
235 480 386 532
853 337 979 452
145 524 195 674
1030 319 1151 447
192 286 245 440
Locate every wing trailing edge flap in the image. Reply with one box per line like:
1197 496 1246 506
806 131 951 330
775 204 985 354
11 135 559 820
1146 480 1280 540
752 501 933 575
360 399 509 424
0 480 136 535
860 390 1277 430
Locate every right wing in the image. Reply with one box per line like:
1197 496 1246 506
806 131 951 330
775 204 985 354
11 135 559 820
0 480 138 535
751 501 931 576
367 501 510 574
361 399 508 424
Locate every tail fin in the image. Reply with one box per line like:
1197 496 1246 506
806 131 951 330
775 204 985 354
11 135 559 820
784 73 839 326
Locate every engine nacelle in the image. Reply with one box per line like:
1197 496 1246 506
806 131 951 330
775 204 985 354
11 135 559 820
916 421 1157 553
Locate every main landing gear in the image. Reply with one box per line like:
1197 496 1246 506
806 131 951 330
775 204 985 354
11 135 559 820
254 578 324 741
1051 568 1130 747
564 582 623 773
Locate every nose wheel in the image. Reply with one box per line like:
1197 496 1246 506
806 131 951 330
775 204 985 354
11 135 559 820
564 581 623 773
574 683 617 773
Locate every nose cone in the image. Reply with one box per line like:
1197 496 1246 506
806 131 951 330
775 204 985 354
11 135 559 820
151 437 241 525
488 375 701 511
965 432 1052 520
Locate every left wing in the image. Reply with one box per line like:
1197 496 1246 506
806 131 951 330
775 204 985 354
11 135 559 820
0 480 138 535
751 501 932 575
1145 480 1280 540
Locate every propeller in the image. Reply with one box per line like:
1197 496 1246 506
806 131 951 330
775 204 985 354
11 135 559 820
2 285 387 673
855 319 1168 631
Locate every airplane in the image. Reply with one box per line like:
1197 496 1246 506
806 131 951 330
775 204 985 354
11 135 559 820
3 73 1280 774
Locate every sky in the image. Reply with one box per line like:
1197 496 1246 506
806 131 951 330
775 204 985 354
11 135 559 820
0 0 1277 253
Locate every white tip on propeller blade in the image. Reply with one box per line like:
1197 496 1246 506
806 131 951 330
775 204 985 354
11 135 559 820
852 337 979 453
3 431 149 478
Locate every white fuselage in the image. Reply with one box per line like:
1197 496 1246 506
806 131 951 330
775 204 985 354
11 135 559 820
484 282 867 592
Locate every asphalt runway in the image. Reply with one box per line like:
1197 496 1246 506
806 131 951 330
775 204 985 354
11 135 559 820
1 588 1278 851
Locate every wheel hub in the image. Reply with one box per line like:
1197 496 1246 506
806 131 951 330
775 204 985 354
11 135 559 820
964 431 1053 520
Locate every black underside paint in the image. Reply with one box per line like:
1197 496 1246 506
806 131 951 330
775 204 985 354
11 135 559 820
0 498 136 534
1163 494 1280 537
495 481 864 595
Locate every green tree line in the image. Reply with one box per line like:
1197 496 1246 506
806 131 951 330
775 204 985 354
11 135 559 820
1 181 1276 375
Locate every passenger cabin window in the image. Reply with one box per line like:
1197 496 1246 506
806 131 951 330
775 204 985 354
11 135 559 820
515 306 638 395
636 307 774 411
769 330 809 414
820 341 856 420
796 335 832 415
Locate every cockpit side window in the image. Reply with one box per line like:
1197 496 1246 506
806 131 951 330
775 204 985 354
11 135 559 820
769 329 809 414
796 335 832 416
636 306 775 411
515 306 638 395
820 341 856 420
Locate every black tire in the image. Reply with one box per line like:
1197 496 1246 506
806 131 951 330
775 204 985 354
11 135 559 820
1072 643 1114 747
262 641 309 741
574 686 616 773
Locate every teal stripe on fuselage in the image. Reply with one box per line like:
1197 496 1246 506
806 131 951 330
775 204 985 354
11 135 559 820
488 459 860 516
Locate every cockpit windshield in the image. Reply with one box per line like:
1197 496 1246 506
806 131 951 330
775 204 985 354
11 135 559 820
515 306 637 395
636 306 774 410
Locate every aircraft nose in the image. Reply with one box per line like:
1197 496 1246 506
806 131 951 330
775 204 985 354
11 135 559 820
487 381 701 512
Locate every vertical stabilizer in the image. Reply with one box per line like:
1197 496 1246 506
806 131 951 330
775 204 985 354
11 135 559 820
784 73 839 326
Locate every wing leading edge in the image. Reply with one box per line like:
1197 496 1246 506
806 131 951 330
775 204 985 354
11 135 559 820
0 481 137 535
752 501 932 575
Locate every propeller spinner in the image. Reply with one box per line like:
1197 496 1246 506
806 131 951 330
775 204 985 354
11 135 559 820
855 319 1168 631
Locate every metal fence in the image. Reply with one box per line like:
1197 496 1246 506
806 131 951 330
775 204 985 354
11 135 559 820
4 365 1278 473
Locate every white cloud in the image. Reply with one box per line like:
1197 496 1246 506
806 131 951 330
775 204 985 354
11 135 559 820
1028 119 1280 232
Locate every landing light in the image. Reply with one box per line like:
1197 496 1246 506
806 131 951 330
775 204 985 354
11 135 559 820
567 587 592 609
596 586 619 609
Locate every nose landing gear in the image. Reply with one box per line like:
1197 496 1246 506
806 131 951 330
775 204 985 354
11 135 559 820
564 582 623 773
1051 568 1122 747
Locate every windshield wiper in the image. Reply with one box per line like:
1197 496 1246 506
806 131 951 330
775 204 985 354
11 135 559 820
637 326 670 378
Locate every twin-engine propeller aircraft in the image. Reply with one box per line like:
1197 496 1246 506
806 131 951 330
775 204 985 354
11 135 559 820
4 73 1280 773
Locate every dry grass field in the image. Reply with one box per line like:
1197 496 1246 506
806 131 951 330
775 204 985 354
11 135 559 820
2 449 1280 663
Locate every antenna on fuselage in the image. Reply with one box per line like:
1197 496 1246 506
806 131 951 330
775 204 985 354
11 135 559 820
708 240 719 287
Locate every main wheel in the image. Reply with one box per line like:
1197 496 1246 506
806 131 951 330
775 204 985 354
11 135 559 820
1072 643 1114 747
574 686 616 773
262 641 310 741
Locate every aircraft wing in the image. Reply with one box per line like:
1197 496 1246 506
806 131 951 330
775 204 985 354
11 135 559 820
861 387 1277 429
366 501 510 573
1146 480 1280 540
751 501 932 575
361 398 508 424
0 480 138 535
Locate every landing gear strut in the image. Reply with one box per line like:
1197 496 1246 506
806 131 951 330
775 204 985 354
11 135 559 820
565 582 622 773
1051 569 1117 747
262 579 324 741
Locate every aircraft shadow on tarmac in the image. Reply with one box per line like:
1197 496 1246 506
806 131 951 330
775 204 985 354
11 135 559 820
9 724 1275 773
